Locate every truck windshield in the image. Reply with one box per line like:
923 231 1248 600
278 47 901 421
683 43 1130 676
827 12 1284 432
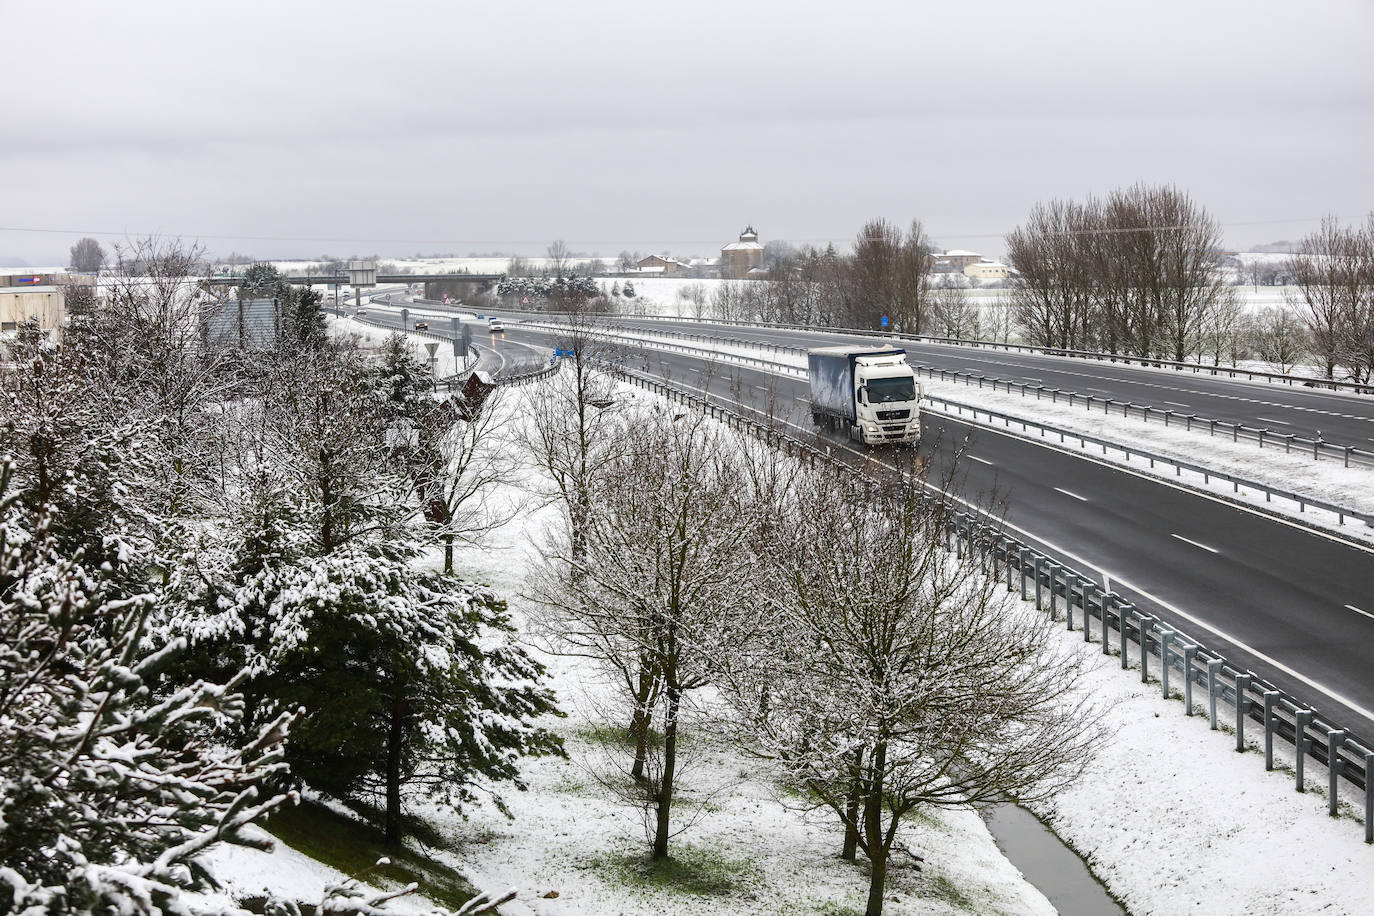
866 377 915 403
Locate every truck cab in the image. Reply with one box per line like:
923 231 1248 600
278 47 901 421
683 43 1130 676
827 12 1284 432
853 354 921 444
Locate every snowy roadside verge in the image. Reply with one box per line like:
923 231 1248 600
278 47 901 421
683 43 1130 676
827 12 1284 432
414 383 1058 916
1032 618 1374 916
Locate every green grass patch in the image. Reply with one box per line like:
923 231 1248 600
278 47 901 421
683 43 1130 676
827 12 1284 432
585 842 763 898
259 798 479 911
574 723 666 750
816 904 864 916
924 873 978 911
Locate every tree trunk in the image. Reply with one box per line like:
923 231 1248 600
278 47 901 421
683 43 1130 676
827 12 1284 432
863 742 889 916
629 662 656 783
841 746 864 861
651 683 681 860
442 532 454 574
384 694 407 847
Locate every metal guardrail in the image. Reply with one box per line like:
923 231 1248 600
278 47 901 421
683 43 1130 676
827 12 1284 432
924 393 1374 529
576 311 1374 396
516 322 807 377
611 365 1374 843
915 366 1373 469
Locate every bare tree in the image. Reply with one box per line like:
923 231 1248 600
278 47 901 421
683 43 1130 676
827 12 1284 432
676 281 709 319
928 280 978 339
536 406 761 861
1249 305 1309 374
715 462 1100 916
68 236 106 273
547 239 571 278
1006 198 1097 349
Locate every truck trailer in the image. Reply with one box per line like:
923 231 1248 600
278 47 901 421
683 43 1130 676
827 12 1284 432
807 346 921 445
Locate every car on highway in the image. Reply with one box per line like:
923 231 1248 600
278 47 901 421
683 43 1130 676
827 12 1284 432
414 321 429 331
488 319 505 333
355 308 367 316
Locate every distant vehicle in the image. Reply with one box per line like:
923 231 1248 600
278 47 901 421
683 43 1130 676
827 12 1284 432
356 308 368 316
488 319 505 333
414 321 429 331
807 346 921 445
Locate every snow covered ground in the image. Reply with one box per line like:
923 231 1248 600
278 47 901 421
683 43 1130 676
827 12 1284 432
1034 619 1374 916
413 388 1057 916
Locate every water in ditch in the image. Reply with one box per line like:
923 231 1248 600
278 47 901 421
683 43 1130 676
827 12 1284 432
982 804 1125 916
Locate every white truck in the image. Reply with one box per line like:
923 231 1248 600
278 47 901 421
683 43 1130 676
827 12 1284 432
807 346 922 445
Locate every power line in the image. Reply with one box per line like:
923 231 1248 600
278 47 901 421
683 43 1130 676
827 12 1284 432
0 214 1336 249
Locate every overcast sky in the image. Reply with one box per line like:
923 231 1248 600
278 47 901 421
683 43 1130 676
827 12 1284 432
3 0 1371 265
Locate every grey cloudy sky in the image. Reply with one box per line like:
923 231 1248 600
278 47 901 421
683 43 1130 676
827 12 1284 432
3 0 1372 264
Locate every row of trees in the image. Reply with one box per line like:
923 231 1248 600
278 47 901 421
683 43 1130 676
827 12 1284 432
1287 215 1374 382
522 325 1098 916
1005 184 1233 360
1 238 561 913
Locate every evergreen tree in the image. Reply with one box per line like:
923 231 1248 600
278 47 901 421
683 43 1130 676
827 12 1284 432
0 466 296 915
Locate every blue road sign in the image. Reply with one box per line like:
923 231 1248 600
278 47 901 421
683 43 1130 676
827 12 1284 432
881 315 889 328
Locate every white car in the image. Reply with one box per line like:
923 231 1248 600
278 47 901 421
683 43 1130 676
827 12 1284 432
488 319 505 333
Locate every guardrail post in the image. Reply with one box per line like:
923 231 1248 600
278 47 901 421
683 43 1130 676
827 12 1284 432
1295 709 1313 790
1137 614 1153 682
1159 629 1175 698
1207 659 1224 729
1182 645 1198 713
1364 751 1374 842
1064 575 1077 630
1047 564 1059 620
1328 730 1347 816
1019 548 1030 599
1033 555 1044 607
1263 691 1280 770
1234 673 1252 750
1118 602 1134 668
1100 593 1114 656
1081 581 1099 644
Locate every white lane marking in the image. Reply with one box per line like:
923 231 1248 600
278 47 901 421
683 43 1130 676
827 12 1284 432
1171 534 1219 554
968 455 993 465
1054 487 1088 502
1256 417 1292 426
1164 401 1191 408
663 370 1374 724
1346 604 1374 620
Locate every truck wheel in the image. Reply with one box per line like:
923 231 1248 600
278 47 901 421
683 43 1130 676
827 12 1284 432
811 412 824 426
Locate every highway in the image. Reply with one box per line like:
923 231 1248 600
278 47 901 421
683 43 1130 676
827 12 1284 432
481 307 1374 449
349 305 550 377
497 318 1374 746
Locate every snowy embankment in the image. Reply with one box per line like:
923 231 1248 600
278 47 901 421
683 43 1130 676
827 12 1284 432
411 384 1056 916
564 324 1374 543
1035 620 1374 916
